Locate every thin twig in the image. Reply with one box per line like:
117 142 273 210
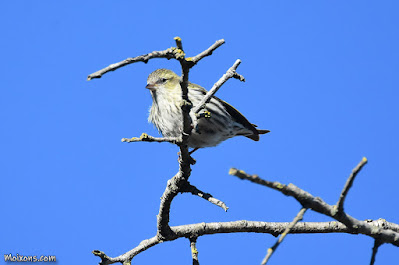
370 240 382 265
229 168 399 246
182 183 229 211
87 48 183 80
261 207 308 265
190 238 200 265
87 39 224 80
192 59 245 114
335 157 368 214
121 133 182 144
188 39 225 65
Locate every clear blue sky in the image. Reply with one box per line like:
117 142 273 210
1 1 398 264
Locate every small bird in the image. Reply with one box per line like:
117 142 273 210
146 69 269 151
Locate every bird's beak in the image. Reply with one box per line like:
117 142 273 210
146 83 157 91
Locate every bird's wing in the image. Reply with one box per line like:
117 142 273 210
189 82 259 136
213 96 259 135
188 82 208 93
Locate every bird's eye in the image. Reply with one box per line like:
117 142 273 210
160 78 168 83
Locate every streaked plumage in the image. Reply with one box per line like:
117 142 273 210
146 69 269 149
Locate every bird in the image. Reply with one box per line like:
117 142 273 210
146 69 269 151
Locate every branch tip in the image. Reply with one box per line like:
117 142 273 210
174 36 183 50
92 250 115 265
335 157 368 214
183 183 228 211
192 60 245 114
189 39 225 65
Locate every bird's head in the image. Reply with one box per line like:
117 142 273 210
146 69 180 94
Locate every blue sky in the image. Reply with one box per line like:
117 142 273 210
1 1 398 264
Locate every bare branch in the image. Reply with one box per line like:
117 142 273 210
188 39 225 65
88 37 230 242
155 36 196 239
229 168 399 247
92 250 114 265
87 38 225 81
121 133 182 144
93 236 159 265
172 220 399 237
262 208 308 265
89 38 398 265
190 238 200 265
174 36 184 51
93 219 398 264
192 59 245 114
87 47 184 80
182 183 229 211
157 171 186 239
366 218 399 233
335 157 368 214
370 240 383 265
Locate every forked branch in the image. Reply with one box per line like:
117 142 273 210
229 167 399 247
92 219 399 265
89 38 398 265
262 207 308 264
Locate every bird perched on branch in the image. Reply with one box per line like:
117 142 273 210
146 69 270 150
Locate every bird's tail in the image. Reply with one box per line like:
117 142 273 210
244 129 270 141
257 129 270 135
